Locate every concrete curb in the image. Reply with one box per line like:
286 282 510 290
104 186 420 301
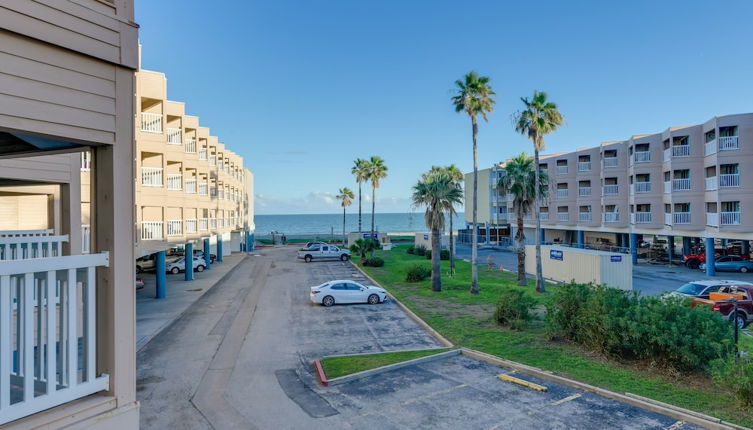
323 349 461 386
313 359 328 387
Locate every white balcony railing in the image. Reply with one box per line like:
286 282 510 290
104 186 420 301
578 162 591 172
185 178 197 194
634 151 651 163
185 139 197 153
0 234 68 261
664 213 673 225
706 213 719 227
556 165 568 175
719 136 739 151
199 183 208 196
634 212 652 224
0 252 110 425
719 173 740 188
141 221 163 240
663 181 671 194
209 156 217 166
167 220 183 237
635 182 651 193
579 212 592 222
705 177 718 191
199 148 208 160
167 128 182 145
185 219 197 234
539 212 549 221
578 187 591 197
604 212 619 223
721 211 741 225
673 212 691 224
603 184 619 195
672 145 690 157
556 189 568 199
557 212 569 222
663 149 670 162
141 167 163 187
672 178 691 191
704 140 717 156
166 174 183 191
603 157 618 168
81 225 90 254
141 112 162 133
199 218 208 231
210 218 217 229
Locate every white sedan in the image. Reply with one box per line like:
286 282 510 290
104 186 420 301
310 280 388 307
166 256 206 274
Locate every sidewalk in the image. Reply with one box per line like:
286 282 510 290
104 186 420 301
136 252 249 351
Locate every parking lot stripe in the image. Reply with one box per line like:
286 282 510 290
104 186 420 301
551 393 581 406
399 383 468 406
498 374 548 392
663 421 685 430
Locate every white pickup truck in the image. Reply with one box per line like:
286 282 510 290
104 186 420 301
297 244 350 262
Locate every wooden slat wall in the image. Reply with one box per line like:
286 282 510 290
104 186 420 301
0 195 49 230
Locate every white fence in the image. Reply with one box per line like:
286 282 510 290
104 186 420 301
603 157 618 167
141 222 163 241
0 235 68 261
199 218 208 231
578 212 592 222
556 165 568 175
634 182 650 193
578 187 591 197
672 145 690 157
166 220 183 237
166 174 182 191
720 211 741 225
185 139 197 153
199 148 208 160
185 178 197 194
706 213 719 227
556 189 568 199
705 177 718 191
0 253 110 424
166 128 182 145
577 161 591 172
140 112 162 133
672 178 691 191
633 212 652 224
705 140 717 156
719 136 739 151
634 151 650 163
602 184 619 195
199 183 208 196
603 212 619 223
673 212 691 224
141 167 163 187
185 219 197 234
719 173 740 188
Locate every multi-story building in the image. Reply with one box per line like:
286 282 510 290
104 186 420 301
0 1 139 428
462 164 512 243
467 113 753 264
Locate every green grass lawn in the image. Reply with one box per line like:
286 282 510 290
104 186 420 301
355 245 753 427
320 348 450 379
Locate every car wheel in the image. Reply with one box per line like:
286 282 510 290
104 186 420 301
170 267 179 274
136 265 143 274
686 260 699 269
367 294 379 304
322 295 335 307
733 312 747 330
740 267 749 273
304 255 313 263
340 254 349 261
196 265 205 272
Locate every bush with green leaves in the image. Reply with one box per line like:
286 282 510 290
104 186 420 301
711 355 753 406
406 246 415 254
546 282 734 371
414 245 427 256
405 263 431 282
425 250 431 259
494 289 537 330
440 249 450 260
363 256 384 267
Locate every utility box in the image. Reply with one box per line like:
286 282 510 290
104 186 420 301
414 233 454 250
347 232 390 247
525 245 633 290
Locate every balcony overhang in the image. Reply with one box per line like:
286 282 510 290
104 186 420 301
0 132 84 159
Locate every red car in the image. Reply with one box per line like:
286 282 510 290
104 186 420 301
683 248 749 269
693 284 753 329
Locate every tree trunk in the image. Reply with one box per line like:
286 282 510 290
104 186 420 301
371 184 376 239
358 182 362 233
534 147 545 293
470 117 479 294
516 206 526 286
449 210 455 275
342 207 346 246
431 226 442 291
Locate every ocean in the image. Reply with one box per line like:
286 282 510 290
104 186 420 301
254 212 465 236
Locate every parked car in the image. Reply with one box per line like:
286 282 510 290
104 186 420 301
136 252 182 273
166 256 206 274
683 248 750 269
692 284 753 329
135 276 144 290
700 255 753 273
669 280 753 300
310 280 388 306
193 250 217 263
297 244 350 262
303 241 326 250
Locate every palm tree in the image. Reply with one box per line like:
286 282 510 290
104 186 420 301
412 170 463 292
351 159 370 233
513 90 564 293
423 165 464 275
452 71 496 295
336 187 354 246
366 156 388 238
497 153 549 286
349 238 376 260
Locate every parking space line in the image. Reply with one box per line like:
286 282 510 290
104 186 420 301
551 393 581 406
399 383 468 406
664 421 685 430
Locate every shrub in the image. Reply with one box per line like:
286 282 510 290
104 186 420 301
363 256 384 267
440 249 450 260
494 289 537 330
425 250 431 259
415 245 427 256
711 356 753 406
406 246 415 254
405 263 431 282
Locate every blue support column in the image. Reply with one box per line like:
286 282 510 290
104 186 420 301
682 237 691 255
184 242 193 281
540 228 545 244
246 231 255 252
485 223 490 244
743 240 750 255
630 233 638 265
667 235 674 264
705 237 716 276
217 236 223 262
155 251 166 299
577 230 584 248
204 238 211 270
623 234 630 249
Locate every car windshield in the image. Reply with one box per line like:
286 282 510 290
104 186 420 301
677 283 706 295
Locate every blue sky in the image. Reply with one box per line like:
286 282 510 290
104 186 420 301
136 0 753 215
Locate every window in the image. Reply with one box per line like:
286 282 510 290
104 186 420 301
331 283 347 290
721 201 740 212
720 164 739 174
347 283 362 291
719 126 738 137
705 130 716 143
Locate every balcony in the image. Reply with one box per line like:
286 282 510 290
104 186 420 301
721 211 741 225
664 213 672 225
141 221 163 240
167 128 182 145
199 218 208 231
633 212 652 224
577 162 591 172
673 212 691 224
141 167 163 187
704 140 717 156
166 174 183 191
557 212 569 222
604 212 619 223
185 219 197 234
141 112 162 133
199 183 208 196
185 139 197 153
0 252 110 425
663 149 670 162
603 184 619 195
210 218 217 229
633 151 651 163
556 165 568 175
719 173 740 188
209 156 217 166
663 181 671 194
556 189 568 199
539 212 549 221
578 187 591 197
672 145 690 157
603 157 618 168
719 136 739 151
199 148 208 160
166 220 183 237
672 178 691 191
635 182 651 193
705 177 718 191
706 213 719 227
578 212 592 222
185 178 197 194
0 233 67 260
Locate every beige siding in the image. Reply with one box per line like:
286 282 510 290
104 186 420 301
0 194 49 230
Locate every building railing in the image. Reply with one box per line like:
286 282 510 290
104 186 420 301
166 128 182 145
705 177 718 191
539 212 549 221
719 136 739 151
141 167 163 187
556 165 568 175
719 173 740 188
634 151 651 163
166 220 182 237
199 183 208 196
633 212 652 224
604 212 619 223
706 213 719 227
210 218 217 229
199 148 208 160
0 252 110 425
185 139 197 153
603 157 618 167
166 174 182 191
0 230 54 238
577 161 591 172
556 189 568 199
673 212 691 224
602 184 619 195
141 221 163 240
663 181 671 194
663 149 670 162
199 218 208 231
672 178 691 191
185 178 197 194
0 235 68 261
664 213 672 225
209 156 217 166
219 218 225 229
578 187 591 197
704 140 717 156
635 182 651 193
578 212 592 222
672 145 690 157
141 112 162 133
721 211 741 225
557 212 569 222
185 219 197 234
81 225 90 254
